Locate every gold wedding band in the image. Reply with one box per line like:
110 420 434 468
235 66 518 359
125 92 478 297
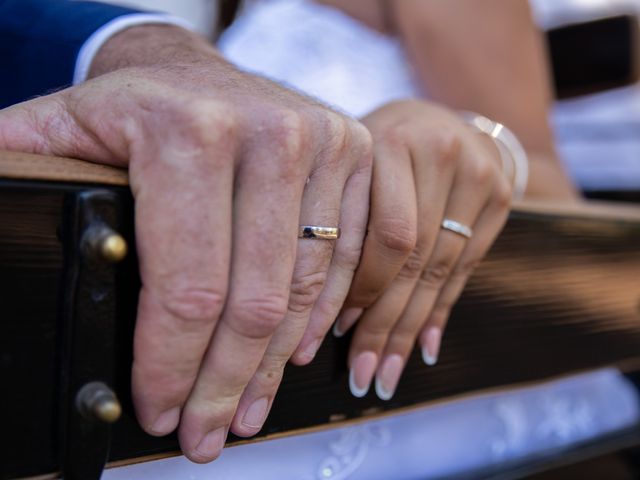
298 226 341 240
441 219 473 239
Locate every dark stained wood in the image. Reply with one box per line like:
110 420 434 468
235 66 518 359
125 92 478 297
1 185 65 479
0 150 128 186
1 174 640 479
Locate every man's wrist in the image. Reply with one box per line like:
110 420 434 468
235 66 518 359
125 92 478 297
88 23 221 80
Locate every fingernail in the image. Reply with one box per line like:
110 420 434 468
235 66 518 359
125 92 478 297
195 426 227 460
334 308 364 337
421 327 442 366
375 354 404 401
241 396 270 429
150 406 180 435
298 338 322 363
349 351 377 398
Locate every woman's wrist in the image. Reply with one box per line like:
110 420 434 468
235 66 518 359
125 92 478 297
462 111 529 200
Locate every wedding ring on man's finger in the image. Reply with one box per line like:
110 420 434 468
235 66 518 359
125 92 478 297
298 225 341 240
441 219 473 239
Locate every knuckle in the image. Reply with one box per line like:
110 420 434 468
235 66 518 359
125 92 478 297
427 127 462 170
430 304 451 327
313 294 343 321
29 100 76 153
355 323 394 350
161 287 225 328
469 159 494 185
380 123 411 149
270 108 307 155
132 362 192 407
348 119 374 161
133 96 239 173
372 217 418 258
494 178 514 209
288 270 327 314
453 258 481 279
264 108 309 180
333 238 364 270
227 294 289 339
321 112 350 167
169 98 237 150
386 328 418 351
348 285 383 308
185 396 239 428
420 260 453 289
398 248 427 279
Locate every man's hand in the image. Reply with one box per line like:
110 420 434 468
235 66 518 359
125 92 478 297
0 25 372 462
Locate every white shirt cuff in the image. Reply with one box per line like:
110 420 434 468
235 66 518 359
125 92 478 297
73 13 195 85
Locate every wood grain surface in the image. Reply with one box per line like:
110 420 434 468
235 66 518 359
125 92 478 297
0 150 128 186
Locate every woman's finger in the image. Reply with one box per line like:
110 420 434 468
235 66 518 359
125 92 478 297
344 128 461 398
419 176 512 364
343 138 419 309
373 146 497 399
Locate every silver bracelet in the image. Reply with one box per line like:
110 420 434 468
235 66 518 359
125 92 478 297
461 112 529 200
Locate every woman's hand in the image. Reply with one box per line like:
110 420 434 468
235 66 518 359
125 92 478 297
293 99 513 399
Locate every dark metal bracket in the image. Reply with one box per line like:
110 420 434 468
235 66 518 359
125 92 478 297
59 190 128 480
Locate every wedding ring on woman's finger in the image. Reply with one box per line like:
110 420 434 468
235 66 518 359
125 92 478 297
441 219 473 239
298 225 341 240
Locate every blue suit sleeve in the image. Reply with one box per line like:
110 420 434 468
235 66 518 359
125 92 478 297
0 0 141 108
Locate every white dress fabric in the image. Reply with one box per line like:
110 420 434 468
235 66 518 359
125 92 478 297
219 0 421 118
104 370 639 480
219 0 640 191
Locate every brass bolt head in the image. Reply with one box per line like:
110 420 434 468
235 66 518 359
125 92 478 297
100 233 128 263
76 381 123 424
93 398 123 423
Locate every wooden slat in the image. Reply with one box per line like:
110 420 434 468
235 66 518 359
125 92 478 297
2 149 640 221
0 150 128 186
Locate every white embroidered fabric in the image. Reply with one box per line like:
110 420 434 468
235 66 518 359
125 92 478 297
104 369 639 479
219 0 640 190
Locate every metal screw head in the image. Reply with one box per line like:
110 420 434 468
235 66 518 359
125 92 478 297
93 396 122 424
83 225 128 263
99 233 128 263
76 381 122 424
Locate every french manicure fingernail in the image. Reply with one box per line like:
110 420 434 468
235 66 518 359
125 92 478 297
349 351 377 398
150 406 180 435
421 327 442 366
375 354 404 401
195 426 226 460
242 396 269 430
334 308 364 337
298 338 322 363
